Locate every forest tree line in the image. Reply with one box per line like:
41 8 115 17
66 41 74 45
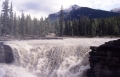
58 15 120 37
0 0 56 38
0 0 120 38
55 6 120 37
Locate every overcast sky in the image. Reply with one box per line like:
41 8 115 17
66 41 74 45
0 0 120 18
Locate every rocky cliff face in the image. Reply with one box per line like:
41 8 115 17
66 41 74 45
0 42 14 63
87 39 120 77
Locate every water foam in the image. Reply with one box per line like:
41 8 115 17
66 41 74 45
1 38 117 77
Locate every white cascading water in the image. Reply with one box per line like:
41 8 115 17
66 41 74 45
0 38 117 77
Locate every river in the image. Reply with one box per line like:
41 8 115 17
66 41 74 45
0 38 117 77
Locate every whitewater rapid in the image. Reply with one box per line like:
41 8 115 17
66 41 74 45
0 38 117 77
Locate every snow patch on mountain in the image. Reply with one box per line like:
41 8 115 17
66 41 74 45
64 4 81 13
111 7 120 13
55 4 81 15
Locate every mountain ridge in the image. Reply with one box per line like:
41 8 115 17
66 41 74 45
111 7 120 13
49 4 120 21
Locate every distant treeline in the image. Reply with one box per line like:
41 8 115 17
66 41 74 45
57 15 120 37
0 0 120 38
54 6 120 37
0 0 56 38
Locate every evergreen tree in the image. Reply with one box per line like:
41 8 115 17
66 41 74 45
33 17 39 36
59 6 64 36
25 15 32 36
72 19 78 36
13 13 17 36
1 0 120 38
1 0 10 35
39 17 45 36
9 2 13 35
20 11 25 37
0 15 2 35
45 17 54 33
68 14 71 36
64 21 69 35
54 19 60 35
70 21 73 36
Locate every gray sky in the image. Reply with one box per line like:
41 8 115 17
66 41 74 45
0 0 120 18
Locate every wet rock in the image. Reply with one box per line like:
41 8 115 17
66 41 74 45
87 39 120 77
0 42 5 63
0 42 14 63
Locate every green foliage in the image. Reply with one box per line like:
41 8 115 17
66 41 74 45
1 0 10 35
1 0 120 38
59 6 64 36
53 14 120 37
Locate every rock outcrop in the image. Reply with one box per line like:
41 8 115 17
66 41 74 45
0 42 14 63
87 39 120 77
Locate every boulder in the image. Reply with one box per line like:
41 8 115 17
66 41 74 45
0 42 14 63
87 39 120 77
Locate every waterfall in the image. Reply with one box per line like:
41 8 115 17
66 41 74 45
0 38 117 77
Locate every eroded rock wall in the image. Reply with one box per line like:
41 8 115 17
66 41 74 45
0 42 14 63
87 39 120 77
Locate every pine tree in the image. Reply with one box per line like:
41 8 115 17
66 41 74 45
72 19 79 36
0 15 2 35
1 0 10 35
70 21 73 36
25 15 32 36
13 13 18 37
59 6 64 36
45 17 54 33
44 18 49 34
54 19 60 35
64 21 69 35
9 2 13 35
68 14 71 36
33 17 39 36
39 17 46 36
20 11 25 37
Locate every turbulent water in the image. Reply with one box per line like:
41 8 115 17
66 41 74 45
0 38 117 77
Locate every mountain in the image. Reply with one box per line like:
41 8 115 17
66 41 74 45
49 5 81 21
48 5 81 21
111 7 120 13
49 5 120 21
55 4 81 15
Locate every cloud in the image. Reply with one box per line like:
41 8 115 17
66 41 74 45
89 0 120 10
19 2 40 12
0 0 120 18
11 0 62 18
